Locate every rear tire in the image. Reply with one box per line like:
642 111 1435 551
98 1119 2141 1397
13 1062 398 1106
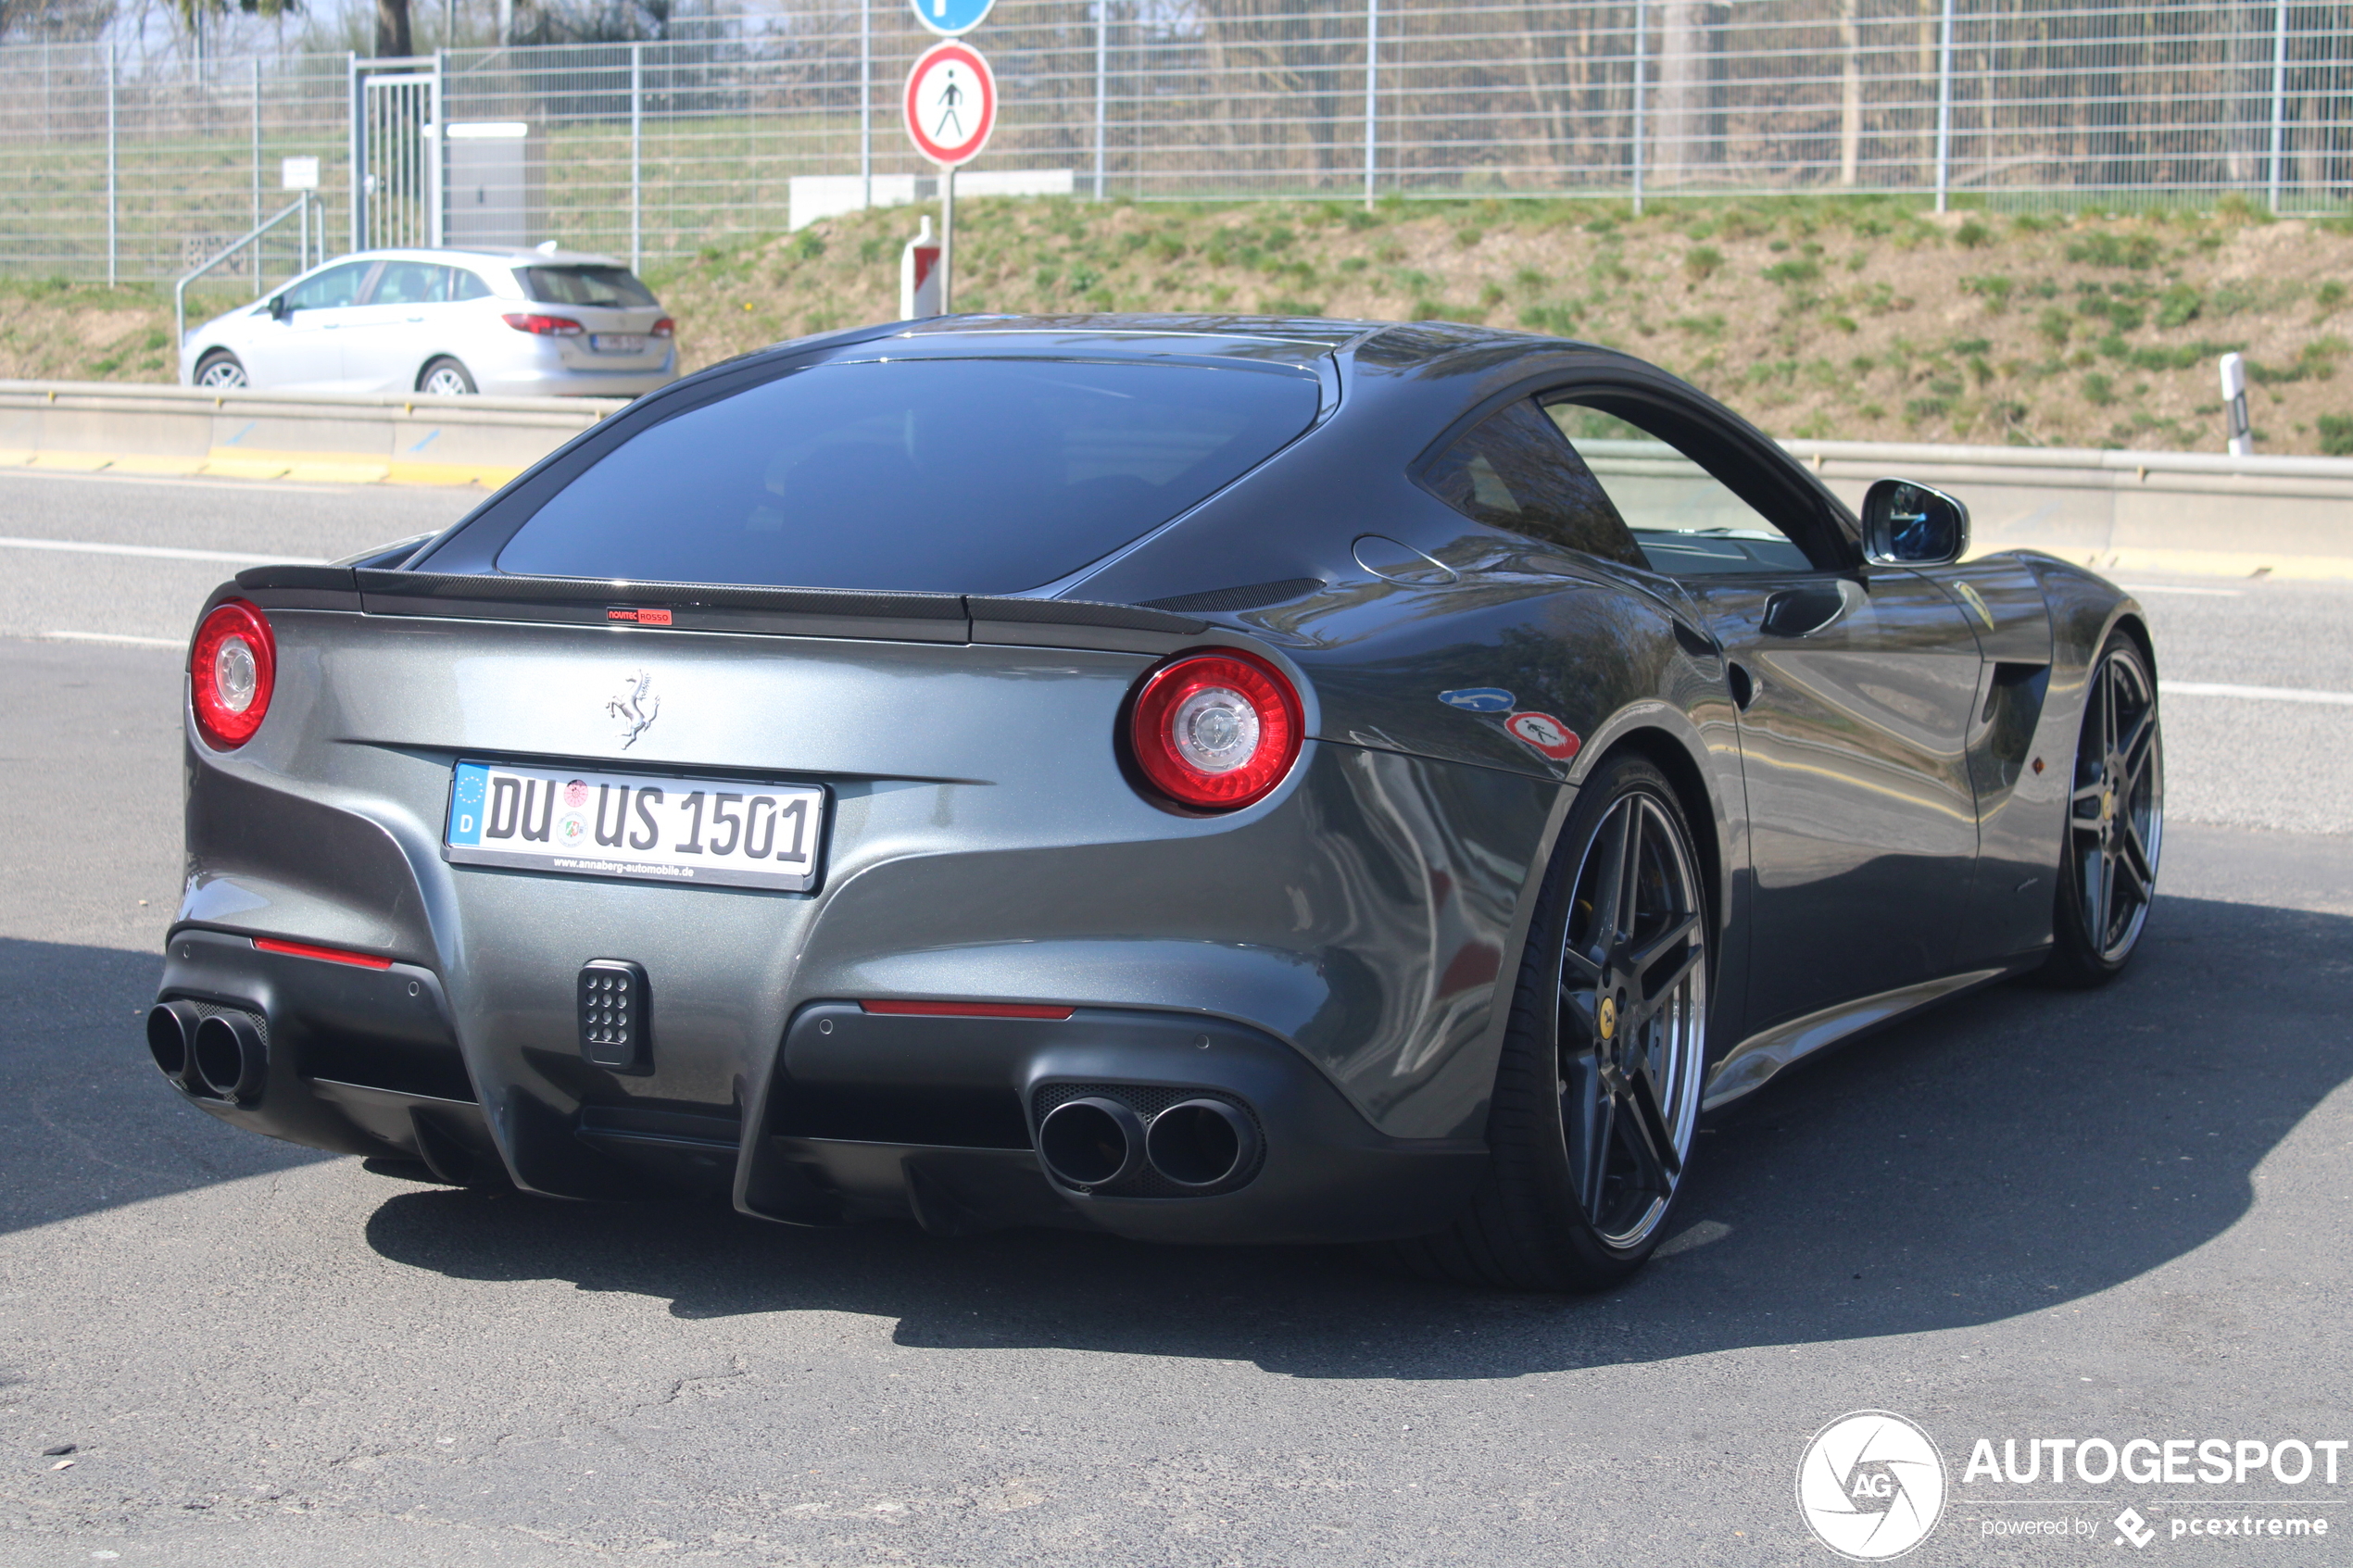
194 351 245 389
2041 633 2162 987
1383 753 1711 1291
419 357 477 396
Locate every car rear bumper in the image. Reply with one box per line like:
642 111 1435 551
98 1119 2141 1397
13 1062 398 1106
479 354 677 398
151 928 1488 1243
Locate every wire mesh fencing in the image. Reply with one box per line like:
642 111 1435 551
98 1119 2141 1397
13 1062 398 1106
5 0 2350 285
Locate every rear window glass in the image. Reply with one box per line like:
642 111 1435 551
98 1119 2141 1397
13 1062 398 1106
1417 397 1645 567
493 358 1323 594
516 265 657 307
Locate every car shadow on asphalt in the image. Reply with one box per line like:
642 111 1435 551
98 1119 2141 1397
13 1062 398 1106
347 889 2353 1377
0 937 333 1236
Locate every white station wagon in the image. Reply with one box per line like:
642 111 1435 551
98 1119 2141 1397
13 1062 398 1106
179 245 679 398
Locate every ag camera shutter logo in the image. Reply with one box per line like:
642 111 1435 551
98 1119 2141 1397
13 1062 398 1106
1797 1411 1948 1561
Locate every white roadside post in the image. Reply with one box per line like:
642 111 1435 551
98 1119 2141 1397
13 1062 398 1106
2220 352 2253 458
901 41 997 317
900 216 943 319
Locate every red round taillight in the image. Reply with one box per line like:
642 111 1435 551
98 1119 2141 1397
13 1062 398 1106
650 316 676 338
1127 650 1303 811
190 599 276 750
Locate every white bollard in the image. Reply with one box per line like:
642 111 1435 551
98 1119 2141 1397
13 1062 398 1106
2220 351 2253 458
900 217 943 320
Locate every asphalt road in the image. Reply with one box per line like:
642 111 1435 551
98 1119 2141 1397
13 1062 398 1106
3 471 2350 1566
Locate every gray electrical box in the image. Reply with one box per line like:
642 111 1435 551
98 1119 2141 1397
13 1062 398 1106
443 122 543 248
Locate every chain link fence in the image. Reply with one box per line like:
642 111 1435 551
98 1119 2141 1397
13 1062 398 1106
6 0 2351 284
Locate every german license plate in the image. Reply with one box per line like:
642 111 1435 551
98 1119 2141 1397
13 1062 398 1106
591 332 647 353
444 761 824 892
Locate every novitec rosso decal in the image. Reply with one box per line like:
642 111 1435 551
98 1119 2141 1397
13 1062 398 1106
1437 687 1515 712
1505 710 1580 760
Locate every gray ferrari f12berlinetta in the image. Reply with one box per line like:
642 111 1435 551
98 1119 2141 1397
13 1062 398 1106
147 315 2160 1290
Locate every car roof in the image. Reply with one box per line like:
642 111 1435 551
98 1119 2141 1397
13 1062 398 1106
807 312 1595 374
333 245 628 269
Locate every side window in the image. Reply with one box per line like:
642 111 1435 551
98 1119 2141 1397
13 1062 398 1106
368 260 450 306
283 262 371 312
1417 397 1645 568
1543 400 1818 577
448 268 493 302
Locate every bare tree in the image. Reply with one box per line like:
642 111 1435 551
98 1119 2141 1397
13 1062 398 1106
1655 0 1725 182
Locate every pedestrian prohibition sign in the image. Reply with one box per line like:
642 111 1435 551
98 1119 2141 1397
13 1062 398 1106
903 40 996 169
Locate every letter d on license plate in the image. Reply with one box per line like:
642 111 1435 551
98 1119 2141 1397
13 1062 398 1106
445 760 824 892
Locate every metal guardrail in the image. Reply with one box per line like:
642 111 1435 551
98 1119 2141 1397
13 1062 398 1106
0 381 2347 575
172 193 324 374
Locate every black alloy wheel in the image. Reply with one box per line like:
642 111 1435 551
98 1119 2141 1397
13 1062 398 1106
1388 753 1710 1291
2045 633 2162 985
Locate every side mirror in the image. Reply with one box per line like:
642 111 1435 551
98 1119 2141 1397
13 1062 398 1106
1861 478 1969 567
268 295 291 321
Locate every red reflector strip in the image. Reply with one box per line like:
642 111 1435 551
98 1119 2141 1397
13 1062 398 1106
860 1000 1074 1020
254 937 394 971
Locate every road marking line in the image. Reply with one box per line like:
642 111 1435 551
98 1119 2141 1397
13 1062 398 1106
2167 681 2353 707
43 631 182 648
2120 583 2246 597
0 467 358 496
0 535 325 566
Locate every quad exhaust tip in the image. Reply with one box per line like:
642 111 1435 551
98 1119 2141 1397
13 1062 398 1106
1144 1098 1259 1189
193 1011 268 1103
145 1001 206 1092
1037 1097 1146 1189
148 1003 269 1104
1038 1093 1261 1193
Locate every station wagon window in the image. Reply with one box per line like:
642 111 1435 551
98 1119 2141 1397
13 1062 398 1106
449 269 494 301
517 265 657 308
492 357 1323 594
366 259 450 306
283 261 371 312
1416 397 1645 568
1541 398 1818 577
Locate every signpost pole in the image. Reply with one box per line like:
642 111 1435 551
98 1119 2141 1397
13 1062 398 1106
940 162 954 313
903 35 993 314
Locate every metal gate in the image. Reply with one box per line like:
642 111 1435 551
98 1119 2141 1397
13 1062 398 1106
350 56 442 253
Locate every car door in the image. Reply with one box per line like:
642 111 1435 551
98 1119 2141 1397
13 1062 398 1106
242 260 375 389
1544 393 1985 1034
335 258 449 392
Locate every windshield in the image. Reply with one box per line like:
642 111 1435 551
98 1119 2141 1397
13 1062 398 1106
516 265 658 308
493 357 1323 594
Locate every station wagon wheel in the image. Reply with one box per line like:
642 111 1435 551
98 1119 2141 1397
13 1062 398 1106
2045 633 2162 985
194 351 246 390
419 357 477 396
1381 753 1710 1291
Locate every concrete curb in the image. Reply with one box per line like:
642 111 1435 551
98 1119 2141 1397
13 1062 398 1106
1778 438 2353 581
0 381 625 490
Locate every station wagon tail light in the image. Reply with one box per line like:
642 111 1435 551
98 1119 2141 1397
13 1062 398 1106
501 312 585 335
1127 650 1303 811
650 317 675 338
190 599 276 750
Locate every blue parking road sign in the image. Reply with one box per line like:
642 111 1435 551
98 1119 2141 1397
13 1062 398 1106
910 0 994 37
